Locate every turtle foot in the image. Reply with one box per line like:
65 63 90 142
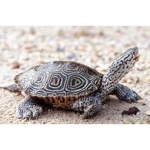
16 97 43 119
114 84 141 103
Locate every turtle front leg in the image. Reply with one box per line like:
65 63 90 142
17 97 45 119
71 94 102 119
112 83 141 102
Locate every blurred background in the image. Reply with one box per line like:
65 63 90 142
0 26 150 81
0 26 150 124
0 26 150 77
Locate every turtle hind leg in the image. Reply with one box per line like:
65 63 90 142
112 83 141 103
17 97 46 119
0 83 20 92
71 94 102 119
83 100 101 119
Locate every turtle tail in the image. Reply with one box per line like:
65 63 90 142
0 83 20 92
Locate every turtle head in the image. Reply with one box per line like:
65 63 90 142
109 47 139 81
102 47 140 95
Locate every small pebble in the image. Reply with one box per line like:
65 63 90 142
146 77 150 82
30 27 36 35
11 61 20 69
144 111 150 116
147 120 150 124
126 79 132 84
138 100 146 105
123 117 133 124
141 121 149 124
56 46 64 52
122 107 140 115
135 121 142 124
67 54 76 60
24 47 33 53
99 31 104 37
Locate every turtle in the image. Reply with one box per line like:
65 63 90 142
0 47 141 119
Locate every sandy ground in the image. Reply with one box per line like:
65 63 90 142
0 26 150 124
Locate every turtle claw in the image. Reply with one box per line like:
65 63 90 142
23 110 32 119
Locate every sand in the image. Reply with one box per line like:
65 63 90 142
0 26 150 124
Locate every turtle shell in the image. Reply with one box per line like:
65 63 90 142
15 61 103 108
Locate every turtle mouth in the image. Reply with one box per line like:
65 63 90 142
134 53 140 60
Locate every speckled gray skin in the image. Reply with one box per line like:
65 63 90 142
0 47 141 119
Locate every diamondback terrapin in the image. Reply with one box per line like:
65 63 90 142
0 47 141 119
